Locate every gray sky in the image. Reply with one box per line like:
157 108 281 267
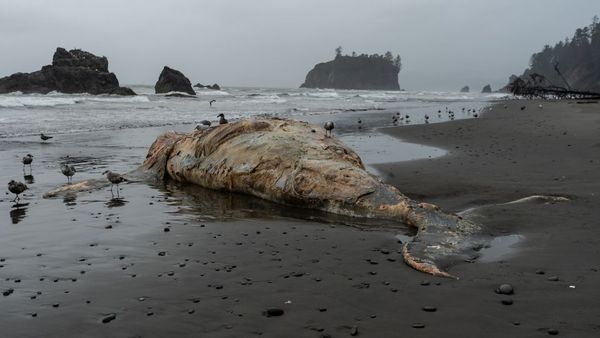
1 0 598 91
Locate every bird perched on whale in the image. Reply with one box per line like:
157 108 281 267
323 121 334 137
8 180 28 202
217 113 228 125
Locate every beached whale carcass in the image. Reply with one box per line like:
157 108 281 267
140 118 480 277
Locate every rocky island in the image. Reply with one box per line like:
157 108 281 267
301 48 401 90
155 66 196 95
0 47 135 95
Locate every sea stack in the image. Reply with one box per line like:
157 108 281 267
460 86 470 93
155 66 196 95
481 84 492 93
301 52 401 90
0 47 136 95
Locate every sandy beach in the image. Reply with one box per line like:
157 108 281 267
1 100 599 337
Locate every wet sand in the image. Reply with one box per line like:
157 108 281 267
1 101 599 337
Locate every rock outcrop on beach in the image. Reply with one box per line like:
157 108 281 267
481 84 492 93
460 86 470 93
301 53 401 90
194 83 221 90
155 66 196 95
504 18 600 92
0 47 135 95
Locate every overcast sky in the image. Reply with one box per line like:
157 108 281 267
1 0 598 91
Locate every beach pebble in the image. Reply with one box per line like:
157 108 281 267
422 306 437 312
547 276 559 282
412 323 426 329
263 308 284 317
496 284 514 295
501 299 513 305
101 313 116 323
350 325 359 336
547 328 559 335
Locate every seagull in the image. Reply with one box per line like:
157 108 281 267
217 113 228 125
61 163 76 184
103 170 127 196
195 120 212 130
323 121 334 137
8 180 28 202
209 99 216 107
40 133 53 142
22 154 33 170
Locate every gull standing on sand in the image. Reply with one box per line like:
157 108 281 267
103 170 127 196
217 113 228 125
40 133 53 142
324 121 334 137
8 180 28 202
61 163 76 184
22 154 33 170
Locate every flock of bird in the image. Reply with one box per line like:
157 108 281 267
6 134 128 203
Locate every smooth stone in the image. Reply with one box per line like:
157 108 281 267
102 313 116 323
412 323 425 329
547 328 559 335
263 308 284 317
496 284 514 295
422 306 437 312
501 299 513 305
547 276 559 282
350 325 359 336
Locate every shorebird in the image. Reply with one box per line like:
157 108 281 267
103 170 127 196
217 113 228 125
61 163 76 184
40 133 53 142
323 121 334 137
209 99 216 107
195 120 212 130
22 154 33 170
8 180 28 202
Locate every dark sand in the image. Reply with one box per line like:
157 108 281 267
1 101 599 337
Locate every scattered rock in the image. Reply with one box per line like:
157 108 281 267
496 284 514 295
263 308 284 317
547 328 559 335
547 276 559 282
101 313 116 323
422 306 437 312
501 299 514 305
350 325 359 336
412 323 426 329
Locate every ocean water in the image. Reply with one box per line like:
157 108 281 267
0 86 508 139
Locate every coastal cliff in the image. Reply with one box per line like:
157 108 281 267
301 51 401 90
0 47 135 95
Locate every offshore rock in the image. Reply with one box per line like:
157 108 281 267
0 47 135 95
155 66 196 95
301 55 400 90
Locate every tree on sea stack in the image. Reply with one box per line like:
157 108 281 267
335 46 343 58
